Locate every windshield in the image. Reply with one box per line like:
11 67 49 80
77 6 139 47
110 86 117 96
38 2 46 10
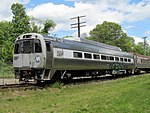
14 39 42 54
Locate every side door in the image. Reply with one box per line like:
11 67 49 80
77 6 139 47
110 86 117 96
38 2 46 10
46 41 53 68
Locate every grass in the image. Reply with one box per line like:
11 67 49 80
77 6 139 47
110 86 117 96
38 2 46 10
0 74 150 113
0 64 14 78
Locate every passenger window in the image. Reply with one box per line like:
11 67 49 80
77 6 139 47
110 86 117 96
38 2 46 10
14 43 19 54
141 59 143 63
35 42 42 53
74 52 82 58
46 42 51 52
128 59 131 62
120 58 123 62
101 55 107 60
107 56 110 60
124 58 127 62
84 53 92 59
93 54 100 59
115 57 119 61
110 56 114 61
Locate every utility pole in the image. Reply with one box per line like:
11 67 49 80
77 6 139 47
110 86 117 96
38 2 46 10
143 36 147 56
70 15 86 37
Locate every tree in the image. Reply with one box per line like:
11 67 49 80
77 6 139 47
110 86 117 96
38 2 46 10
11 3 31 39
41 19 56 34
88 21 136 52
132 42 150 56
0 21 14 62
81 32 88 39
30 17 56 35
30 16 42 33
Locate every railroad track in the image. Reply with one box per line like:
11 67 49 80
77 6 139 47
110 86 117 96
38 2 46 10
0 74 143 90
0 83 42 91
61 74 141 85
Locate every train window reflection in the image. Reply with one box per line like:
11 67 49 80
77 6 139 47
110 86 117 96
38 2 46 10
74 52 82 58
93 54 100 59
101 55 106 60
110 56 114 61
120 58 123 62
124 58 127 62
128 59 131 62
46 42 51 52
84 53 92 59
115 57 119 61
14 43 19 54
35 42 42 53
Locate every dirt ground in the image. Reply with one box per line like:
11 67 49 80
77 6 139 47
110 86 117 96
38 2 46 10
0 78 19 85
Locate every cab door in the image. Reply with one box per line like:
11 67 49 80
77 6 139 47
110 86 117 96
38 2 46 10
46 41 52 68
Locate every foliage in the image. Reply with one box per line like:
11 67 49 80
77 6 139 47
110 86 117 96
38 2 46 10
11 3 31 38
30 16 56 35
88 21 136 52
0 62 14 78
30 16 43 33
0 21 14 62
0 74 149 112
63 36 74 39
132 42 150 56
50 82 62 89
89 21 123 43
41 19 56 34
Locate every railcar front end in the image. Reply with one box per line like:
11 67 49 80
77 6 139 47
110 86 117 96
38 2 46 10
13 33 52 83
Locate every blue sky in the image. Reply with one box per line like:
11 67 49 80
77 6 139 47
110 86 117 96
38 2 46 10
26 0 74 8
1 0 150 43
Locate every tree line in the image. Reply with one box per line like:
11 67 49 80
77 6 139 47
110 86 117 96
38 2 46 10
0 3 149 64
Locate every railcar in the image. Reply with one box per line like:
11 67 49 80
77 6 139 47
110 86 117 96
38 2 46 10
13 33 135 83
134 54 150 74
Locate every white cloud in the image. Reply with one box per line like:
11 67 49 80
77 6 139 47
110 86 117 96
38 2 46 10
132 36 143 44
132 35 150 46
125 25 136 29
28 3 73 31
145 30 150 35
0 0 30 21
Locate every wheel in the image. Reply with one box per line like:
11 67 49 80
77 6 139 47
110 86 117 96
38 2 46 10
126 69 132 76
134 68 140 75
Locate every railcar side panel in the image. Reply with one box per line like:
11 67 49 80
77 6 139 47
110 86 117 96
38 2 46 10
53 47 134 70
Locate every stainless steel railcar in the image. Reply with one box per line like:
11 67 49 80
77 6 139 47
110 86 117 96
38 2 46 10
13 33 135 83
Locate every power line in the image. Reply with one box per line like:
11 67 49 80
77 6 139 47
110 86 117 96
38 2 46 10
70 15 86 37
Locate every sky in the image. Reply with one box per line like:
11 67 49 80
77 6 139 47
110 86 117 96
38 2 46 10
1 0 150 44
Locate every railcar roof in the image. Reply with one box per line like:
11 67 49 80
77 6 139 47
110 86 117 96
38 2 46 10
64 37 121 51
16 33 132 57
43 35 121 52
16 33 121 52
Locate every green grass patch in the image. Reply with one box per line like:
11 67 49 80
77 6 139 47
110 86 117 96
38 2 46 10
0 74 150 113
0 64 14 78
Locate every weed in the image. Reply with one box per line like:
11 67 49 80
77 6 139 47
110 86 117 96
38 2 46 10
51 82 62 89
